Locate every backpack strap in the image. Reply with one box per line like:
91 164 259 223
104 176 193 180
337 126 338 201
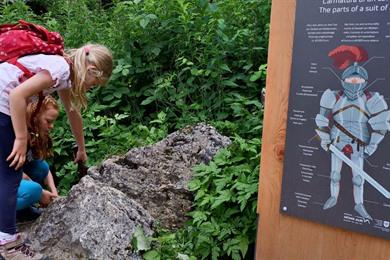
7 57 34 79
7 57 45 127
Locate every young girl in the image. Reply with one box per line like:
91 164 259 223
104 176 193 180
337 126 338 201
16 95 60 222
0 44 113 259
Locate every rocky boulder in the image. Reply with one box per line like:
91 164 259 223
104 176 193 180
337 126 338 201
89 123 231 229
25 123 231 259
27 176 153 260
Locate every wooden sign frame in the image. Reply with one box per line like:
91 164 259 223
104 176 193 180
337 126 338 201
255 0 389 259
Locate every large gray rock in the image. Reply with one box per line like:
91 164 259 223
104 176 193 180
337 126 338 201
89 123 231 229
25 123 230 259
26 176 153 260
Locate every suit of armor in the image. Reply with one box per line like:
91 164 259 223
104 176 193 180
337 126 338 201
315 62 390 220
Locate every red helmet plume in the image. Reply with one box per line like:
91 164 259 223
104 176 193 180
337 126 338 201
328 45 368 70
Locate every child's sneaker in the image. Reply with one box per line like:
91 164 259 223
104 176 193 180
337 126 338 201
0 234 46 260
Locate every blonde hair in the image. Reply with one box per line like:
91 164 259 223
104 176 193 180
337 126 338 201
27 95 59 159
65 43 113 109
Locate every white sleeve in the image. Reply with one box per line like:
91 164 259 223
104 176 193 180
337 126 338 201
19 54 71 93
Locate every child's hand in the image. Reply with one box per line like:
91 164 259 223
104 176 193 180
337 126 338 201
51 188 59 197
74 149 87 164
7 137 27 170
40 190 57 207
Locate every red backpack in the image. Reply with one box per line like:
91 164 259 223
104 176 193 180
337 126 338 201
0 20 64 119
0 20 64 79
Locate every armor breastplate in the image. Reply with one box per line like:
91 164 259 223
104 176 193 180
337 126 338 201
331 95 370 144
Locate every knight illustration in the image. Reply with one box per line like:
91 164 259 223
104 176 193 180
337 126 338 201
315 45 390 220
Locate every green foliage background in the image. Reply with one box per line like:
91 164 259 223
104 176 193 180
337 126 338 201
0 0 270 259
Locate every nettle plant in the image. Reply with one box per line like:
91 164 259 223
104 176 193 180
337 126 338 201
140 136 261 260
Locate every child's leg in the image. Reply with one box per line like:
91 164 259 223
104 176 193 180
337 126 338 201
0 113 23 235
23 159 49 185
16 180 42 211
24 159 58 195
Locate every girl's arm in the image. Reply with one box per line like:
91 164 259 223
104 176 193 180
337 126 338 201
8 71 53 170
40 189 57 207
44 170 58 196
57 88 87 163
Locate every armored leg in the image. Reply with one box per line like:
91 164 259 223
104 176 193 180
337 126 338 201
323 153 342 210
351 155 372 220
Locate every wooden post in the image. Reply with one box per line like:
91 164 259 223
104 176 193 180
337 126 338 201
255 0 390 259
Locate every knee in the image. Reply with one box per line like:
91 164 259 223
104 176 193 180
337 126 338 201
330 171 341 183
17 181 42 210
30 182 43 201
352 175 363 186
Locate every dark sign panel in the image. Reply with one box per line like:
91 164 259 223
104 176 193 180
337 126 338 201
281 0 390 239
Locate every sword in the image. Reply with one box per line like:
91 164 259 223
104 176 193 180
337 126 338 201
329 144 390 199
